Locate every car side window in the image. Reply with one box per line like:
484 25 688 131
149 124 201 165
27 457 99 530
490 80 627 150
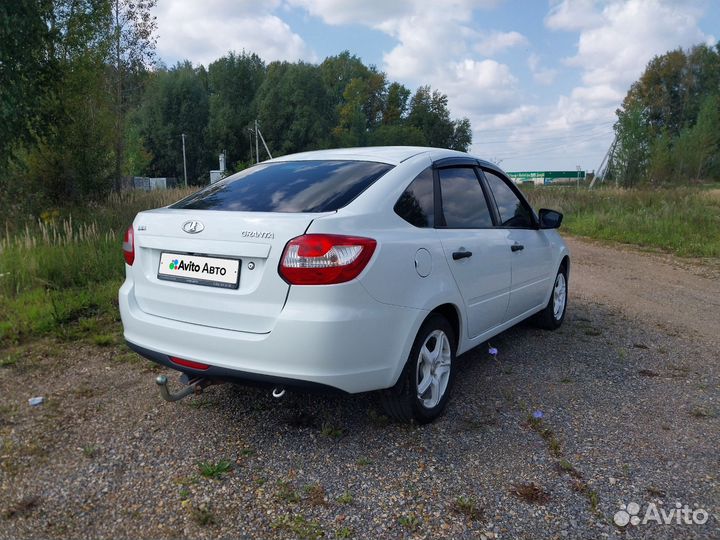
484 170 535 228
438 167 493 228
394 167 434 228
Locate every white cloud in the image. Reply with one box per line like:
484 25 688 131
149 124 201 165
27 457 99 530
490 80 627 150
563 0 710 89
475 31 528 56
154 0 314 66
497 0 716 170
376 2 521 119
482 105 541 130
569 85 624 107
287 0 714 169
446 59 520 114
527 53 558 86
288 0 516 115
150 0 717 171
287 0 500 27
287 0 536 162
545 0 604 31
381 8 475 81
286 0 419 26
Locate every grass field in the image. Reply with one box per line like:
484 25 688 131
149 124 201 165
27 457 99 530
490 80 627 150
0 188 196 346
1 185 719 347
524 186 720 258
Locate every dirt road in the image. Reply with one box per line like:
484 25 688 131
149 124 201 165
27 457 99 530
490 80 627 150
1 237 718 540
567 236 720 347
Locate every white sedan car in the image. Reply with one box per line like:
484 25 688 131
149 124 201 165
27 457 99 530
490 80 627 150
119 146 569 423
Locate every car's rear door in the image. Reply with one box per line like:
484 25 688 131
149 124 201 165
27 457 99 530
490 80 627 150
435 165 512 338
481 168 554 320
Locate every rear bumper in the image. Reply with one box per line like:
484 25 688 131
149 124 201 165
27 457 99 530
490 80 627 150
119 278 426 394
126 341 347 394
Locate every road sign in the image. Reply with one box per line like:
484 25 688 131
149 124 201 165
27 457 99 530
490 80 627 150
507 171 586 185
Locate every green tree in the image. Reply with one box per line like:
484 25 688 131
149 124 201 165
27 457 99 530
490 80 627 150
674 94 720 181
623 48 687 138
383 82 411 126
207 51 265 169
2 0 119 207
647 129 674 184
2 15 475 215
256 61 334 156
614 43 720 183
611 102 649 187
140 62 210 183
448 118 473 152
0 0 57 168
334 72 387 146
682 45 720 125
123 108 153 176
107 0 157 186
408 86 472 150
320 51 373 111
2 0 159 206
367 125 426 146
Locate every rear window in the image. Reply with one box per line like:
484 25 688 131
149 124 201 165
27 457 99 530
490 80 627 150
171 160 394 213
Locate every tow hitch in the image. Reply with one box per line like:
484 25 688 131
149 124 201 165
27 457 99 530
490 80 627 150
155 374 216 402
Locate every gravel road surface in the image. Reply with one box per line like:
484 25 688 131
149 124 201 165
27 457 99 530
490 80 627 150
1 237 718 539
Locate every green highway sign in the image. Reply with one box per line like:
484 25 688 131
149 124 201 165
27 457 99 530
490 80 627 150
507 171 586 185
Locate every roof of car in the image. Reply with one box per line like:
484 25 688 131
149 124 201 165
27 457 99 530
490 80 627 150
267 146 500 170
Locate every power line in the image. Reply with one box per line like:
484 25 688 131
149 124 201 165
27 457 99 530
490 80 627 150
473 119 614 136
490 131 614 161
477 127 613 145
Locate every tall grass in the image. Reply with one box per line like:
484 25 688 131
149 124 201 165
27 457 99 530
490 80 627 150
0 188 196 297
524 186 720 258
0 188 196 344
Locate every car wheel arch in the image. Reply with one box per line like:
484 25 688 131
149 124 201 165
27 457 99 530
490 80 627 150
558 254 570 274
428 303 461 350
559 255 570 279
386 301 464 390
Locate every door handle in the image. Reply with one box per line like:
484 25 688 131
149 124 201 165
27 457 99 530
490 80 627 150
452 251 473 260
511 243 524 252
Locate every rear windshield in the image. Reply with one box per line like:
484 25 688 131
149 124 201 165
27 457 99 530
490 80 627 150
171 160 394 213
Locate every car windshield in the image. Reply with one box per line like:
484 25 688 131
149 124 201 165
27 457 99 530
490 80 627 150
171 160 394 213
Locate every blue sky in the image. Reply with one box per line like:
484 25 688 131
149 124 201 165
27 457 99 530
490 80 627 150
154 1 719 172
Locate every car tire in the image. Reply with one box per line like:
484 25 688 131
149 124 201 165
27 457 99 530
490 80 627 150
534 263 568 330
380 314 456 424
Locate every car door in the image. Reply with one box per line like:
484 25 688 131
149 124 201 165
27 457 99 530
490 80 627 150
481 169 554 320
435 166 512 339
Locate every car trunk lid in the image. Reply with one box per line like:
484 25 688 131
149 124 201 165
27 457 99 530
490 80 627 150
130 208 326 333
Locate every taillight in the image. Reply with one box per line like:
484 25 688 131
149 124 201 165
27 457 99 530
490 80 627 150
279 234 377 285
122 225 135 265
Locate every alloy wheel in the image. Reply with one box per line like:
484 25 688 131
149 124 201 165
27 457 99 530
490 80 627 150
416 329 452 409
553 272 567 320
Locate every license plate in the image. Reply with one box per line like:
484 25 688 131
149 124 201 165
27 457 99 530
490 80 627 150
157 252 240 289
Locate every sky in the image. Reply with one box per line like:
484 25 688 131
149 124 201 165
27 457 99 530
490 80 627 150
153 0 719 172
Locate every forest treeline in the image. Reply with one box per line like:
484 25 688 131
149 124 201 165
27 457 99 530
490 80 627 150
610 43 720 186
1 1 471 214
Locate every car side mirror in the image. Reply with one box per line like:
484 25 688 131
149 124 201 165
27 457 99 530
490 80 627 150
539 208 563 229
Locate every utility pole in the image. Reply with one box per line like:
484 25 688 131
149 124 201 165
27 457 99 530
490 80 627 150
257 124 273 160
591 136 617 189
249 131 253 164
181 133 188 187
255 119 260 164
